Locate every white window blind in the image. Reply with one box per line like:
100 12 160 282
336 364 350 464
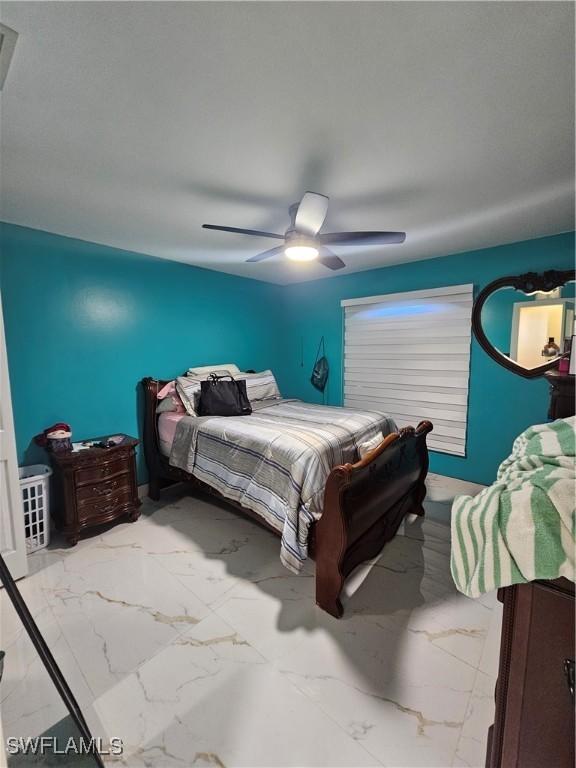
342 284 473 456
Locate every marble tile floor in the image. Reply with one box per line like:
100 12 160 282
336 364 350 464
1 474 501 768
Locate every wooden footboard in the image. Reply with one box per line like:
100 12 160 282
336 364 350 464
314 422 433 618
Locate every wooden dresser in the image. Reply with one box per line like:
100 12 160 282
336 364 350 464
486 578 575 768
51 435 141 545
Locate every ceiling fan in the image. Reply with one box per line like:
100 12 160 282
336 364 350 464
202 192 406 270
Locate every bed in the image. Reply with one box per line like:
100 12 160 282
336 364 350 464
142 375 433 617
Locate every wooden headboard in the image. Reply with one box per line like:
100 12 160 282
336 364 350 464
141 377 173 487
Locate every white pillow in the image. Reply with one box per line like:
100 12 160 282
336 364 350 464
241 370 281 402
176 376 202 416
188 363 241 376
358 432 384 459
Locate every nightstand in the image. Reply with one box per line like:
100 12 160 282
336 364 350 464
51 435 141 545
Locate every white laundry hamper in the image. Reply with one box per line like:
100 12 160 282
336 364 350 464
18 464 52 553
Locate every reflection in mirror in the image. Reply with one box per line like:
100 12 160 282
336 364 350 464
481 281 575 370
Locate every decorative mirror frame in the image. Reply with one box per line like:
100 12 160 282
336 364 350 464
472 269 576 379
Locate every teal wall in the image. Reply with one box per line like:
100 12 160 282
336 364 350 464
0 224 283 480
275 232 575 485
1 223 573 486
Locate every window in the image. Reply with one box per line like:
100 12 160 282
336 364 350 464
341 284 473 456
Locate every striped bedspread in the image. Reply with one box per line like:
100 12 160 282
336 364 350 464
169 399 396 571
451 417 575 597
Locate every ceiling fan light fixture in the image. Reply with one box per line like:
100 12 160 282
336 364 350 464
285 245 319 262
204 190 406 271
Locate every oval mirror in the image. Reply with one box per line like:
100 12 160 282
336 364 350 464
472 270 575 378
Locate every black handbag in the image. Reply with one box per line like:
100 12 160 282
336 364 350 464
310 337 329 392
198 373 252 417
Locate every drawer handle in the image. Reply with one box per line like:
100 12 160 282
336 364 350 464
91 481 120 496
563 658 574 700
99 501 118 515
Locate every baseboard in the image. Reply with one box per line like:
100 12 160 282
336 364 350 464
138 483 149 500
426 472 486 501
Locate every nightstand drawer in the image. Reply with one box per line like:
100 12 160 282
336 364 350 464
75 456 129 486
77 475 130 504
78 489 134 522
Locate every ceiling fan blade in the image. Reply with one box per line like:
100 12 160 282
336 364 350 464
203 224 284 240
318 248 346 271
246 245 286 263
320 231 406 246
294 192 329 236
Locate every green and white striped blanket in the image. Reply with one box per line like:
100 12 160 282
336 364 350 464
451 417 575 597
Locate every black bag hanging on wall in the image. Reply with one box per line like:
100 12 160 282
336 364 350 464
198 374 252 416
310 337 329 392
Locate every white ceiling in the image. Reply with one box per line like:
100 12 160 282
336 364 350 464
0 2 574 285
